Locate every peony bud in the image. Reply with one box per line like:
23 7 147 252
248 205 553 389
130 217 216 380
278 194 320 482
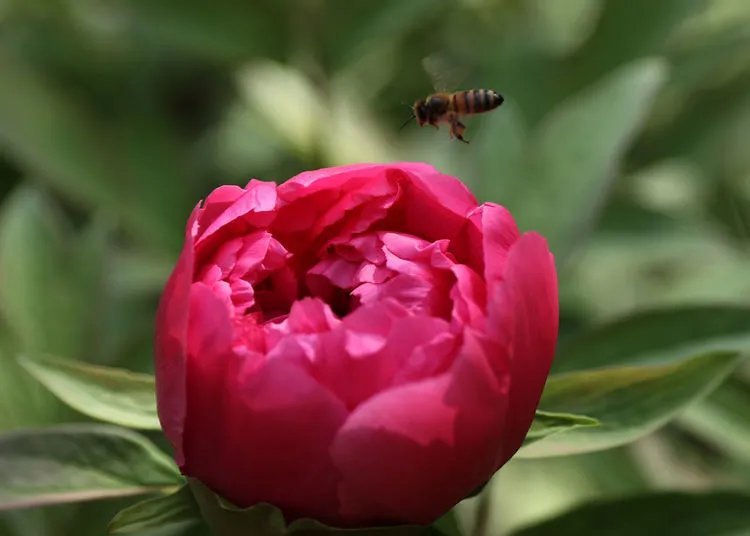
155 163 558 528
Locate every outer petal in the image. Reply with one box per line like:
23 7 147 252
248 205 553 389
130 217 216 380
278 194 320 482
331 331 509 526
452 202 519 280
390 167 478 246
181 287 348 522
274 166 399 255
154 207 199 465
195 180 279 256
276 163 480 254
393 162 478 215
489 232 558 463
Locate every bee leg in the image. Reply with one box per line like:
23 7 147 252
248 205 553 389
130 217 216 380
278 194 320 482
451 119 469 144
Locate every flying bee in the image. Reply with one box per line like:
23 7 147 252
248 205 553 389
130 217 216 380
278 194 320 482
412 89 504 143
403 55 504 143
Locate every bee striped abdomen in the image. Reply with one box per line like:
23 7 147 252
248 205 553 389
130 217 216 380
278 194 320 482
452 89 504 115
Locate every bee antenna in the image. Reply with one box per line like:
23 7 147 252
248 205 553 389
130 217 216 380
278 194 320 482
398 114 415 131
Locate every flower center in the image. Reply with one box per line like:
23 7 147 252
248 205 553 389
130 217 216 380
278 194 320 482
304 231 456 321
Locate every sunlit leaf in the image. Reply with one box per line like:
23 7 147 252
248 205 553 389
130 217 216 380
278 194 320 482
0 424 181 510
678 376 750 464
0 335 63 432
108 485 202 534
0 187 93 357
503 58 668 256
553 305 750 374
523 411 600 447
520 351 744 457
18 354 159 430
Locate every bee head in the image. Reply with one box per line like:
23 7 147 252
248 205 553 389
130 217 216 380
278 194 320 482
414 100 429 126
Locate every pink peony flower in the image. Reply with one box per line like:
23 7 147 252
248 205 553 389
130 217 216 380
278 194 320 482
155 163 558 527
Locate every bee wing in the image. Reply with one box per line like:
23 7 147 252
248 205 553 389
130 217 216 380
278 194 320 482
422 54 470 92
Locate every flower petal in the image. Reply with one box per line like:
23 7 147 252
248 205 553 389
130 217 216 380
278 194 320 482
185 352 348 523
196 179 278 250
332 330 509 525
489 232 558 463
154 207 199 466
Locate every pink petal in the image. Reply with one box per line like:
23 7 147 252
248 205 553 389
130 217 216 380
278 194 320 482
281 163 390 190
452 202 519 280
196 185 246 234
398 163 478 217
287 297 340 334
449 264 487 330
274 167 399 253
489 232 558 463
154 207 199 466
184 354 348 523
196 180 278 248
332 331 509 525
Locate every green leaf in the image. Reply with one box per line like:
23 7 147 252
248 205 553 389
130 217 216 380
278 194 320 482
18 353 159 430
188 479 452 536
126 0 284 62
510 491 750 536
0 334 64 432
0 187 86 357
523 411 600 446
503 58 668 256
678 376 750 464
553 305 750 374
108 485 202 534
0 55 190 250
519 351 744 458
0 424 181 510
0 53 115 211
567 0 704 85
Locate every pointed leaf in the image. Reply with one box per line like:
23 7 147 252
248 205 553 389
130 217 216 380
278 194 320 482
0 424 181 510
108 485 202 534
553 305 750 374
18 354 159 430
523 411 599 447
519 351 745 457
504 58 668 255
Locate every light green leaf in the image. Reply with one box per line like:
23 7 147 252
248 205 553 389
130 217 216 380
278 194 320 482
510 491 750 536
553 305 750 374
18 353 159 430
523 411 600 447
108 485 202 534
0 187 93 358
0 335 64 432
504 58 668 255
473 101 528 202
520 351 744 458
678 376 750 464
0 424 181 510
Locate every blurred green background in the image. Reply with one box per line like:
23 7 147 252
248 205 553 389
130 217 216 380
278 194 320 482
0 0 749 535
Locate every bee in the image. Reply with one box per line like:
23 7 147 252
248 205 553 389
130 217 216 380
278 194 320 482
404 55 504 143
412 89 504 143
